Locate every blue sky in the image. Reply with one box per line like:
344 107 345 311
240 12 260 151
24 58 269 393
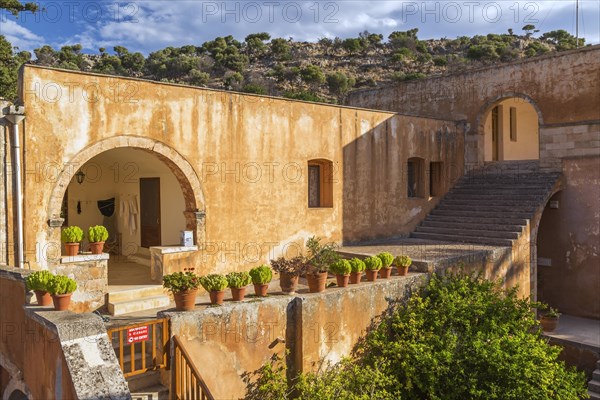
1 1 599 54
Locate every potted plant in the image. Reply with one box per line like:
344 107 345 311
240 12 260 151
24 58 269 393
226 271 252 301
394 255 412 276
199 274 228 305
364 256 382 282
377 252 394 279
249 265 272 297
540 307 560 332
348 258 366 284
25 270 54 306
271 256 306 295
305 236 340 293
47 274 77 311
163 269 200 311
61 226 83 256
87 225 109 254
330 259 351 287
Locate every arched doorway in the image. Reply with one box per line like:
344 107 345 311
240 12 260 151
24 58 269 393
480 96 541 161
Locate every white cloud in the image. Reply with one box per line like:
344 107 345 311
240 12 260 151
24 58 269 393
0 19 45 51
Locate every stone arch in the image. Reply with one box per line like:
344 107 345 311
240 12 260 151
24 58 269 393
476 93 543 164
0 356 31 400
46 136 206 258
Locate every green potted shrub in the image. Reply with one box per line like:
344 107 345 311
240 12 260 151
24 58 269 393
364 256 382 282
249 265 272 297
540 307 560 332
393 255 412 276
271 256 307 295
330 259 352 288
227 271 252 301
377 252 394 279
199 274 228 305
47 274 77 311
163 268 201 311
348 258 366 284
25 270 54 306
61 226 84 256
87 225 109 254
305 236 340 293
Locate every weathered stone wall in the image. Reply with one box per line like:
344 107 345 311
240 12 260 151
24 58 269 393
0 100 8 266
163 274 426 399
537 156 600 319
346 45 600 167
0 267 129 399
17 66 462 273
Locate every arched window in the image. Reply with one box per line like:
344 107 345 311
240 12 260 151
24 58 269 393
308 159 334 208
407 157 425 198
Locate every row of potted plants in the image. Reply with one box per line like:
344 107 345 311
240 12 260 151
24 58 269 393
163 266 273 310
61 225 109 256
25 270 78 311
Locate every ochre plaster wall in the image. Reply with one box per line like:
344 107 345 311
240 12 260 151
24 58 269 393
17 66 462 273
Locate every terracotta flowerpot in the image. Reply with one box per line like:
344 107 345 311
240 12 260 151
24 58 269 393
379 267 393 279
34 290 52 306
307 272 328 293
231 287 247 301
253 283 269 297
64 243 79 256
397 265 410 276
52 293 72 311
88 241 105 255
350 271 362 284
365 269 378 282
173 288 198 311
540 316 559 332
335 274 350 288
209 290 225 305
279 272 299 294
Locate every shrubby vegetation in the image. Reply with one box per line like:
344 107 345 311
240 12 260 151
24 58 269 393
0 17 586 103
244 273 588 399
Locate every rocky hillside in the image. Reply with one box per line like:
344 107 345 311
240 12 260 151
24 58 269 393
0 28 585 103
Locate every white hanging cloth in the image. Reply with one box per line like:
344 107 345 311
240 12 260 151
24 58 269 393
119 194 139 235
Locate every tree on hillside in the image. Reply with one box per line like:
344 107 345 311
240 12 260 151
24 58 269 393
0 0 37 15
0 35 31 100
245 273 588 399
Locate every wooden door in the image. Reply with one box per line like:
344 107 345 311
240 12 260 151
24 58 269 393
140 178 161 247
492 106 500 161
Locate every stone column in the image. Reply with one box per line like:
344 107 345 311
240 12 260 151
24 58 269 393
0 100 9 266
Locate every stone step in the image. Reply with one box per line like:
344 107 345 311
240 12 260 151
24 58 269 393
420 220 523 232
415 226 520 239
436 204 536 213
589 391 600 399
459 177 558 184
108 295 171 316
131 385 169 400
424 214 529 226
451 185 553 193
127 252 152 267
127 370 162 393
445 193 546 201
107 285 166 303
410 231 513 246
441 199 543 208
430 209 532 219
589 379 600 393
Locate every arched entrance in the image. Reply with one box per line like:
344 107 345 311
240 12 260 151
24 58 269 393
45 137 206 273
479 95 541 162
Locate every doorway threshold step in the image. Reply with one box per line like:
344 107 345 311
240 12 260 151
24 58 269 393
108 295 171 316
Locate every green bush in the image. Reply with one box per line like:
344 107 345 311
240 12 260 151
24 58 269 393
306 236 340 273
226 271 252 289
326 72 355 96
363 256 382 271
329 259 351 275
283 91 326 103
88 225 108 243
200 274 228 291
61 226 83 243
300 64 325 86
47 275 77 295
433 56 448 66
249 265 272 284
26 270 54 291
377 252 394 268
348 258 366 273
393 255 412 267
242 83 267 95
163 270 200 293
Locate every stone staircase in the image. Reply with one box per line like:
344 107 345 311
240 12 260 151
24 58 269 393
590 360 600 399
412 161 562 246
107 285 170 316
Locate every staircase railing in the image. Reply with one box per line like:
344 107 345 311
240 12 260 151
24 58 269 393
171 335 214 400
106 318 169 377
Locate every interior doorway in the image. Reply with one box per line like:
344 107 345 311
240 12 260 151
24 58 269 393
140 177 161 248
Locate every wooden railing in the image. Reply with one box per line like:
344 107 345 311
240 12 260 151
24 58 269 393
172 335 214 400
106 318 169 378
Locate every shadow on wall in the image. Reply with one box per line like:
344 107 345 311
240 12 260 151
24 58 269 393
341 114 464 243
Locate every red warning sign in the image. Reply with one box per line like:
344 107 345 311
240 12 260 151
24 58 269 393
127 326 149 343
